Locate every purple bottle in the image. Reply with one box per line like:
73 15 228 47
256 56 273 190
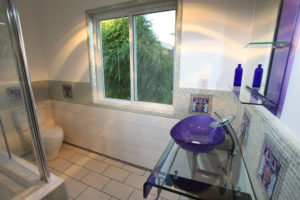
252 64 263 88
233 64 243 86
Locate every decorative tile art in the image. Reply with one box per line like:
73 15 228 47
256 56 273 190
239 108 251 149
62 84 73 99
258 146 280 199
189 95 212 115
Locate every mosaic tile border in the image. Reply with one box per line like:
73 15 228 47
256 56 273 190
256 136 288 200
234 102 300 200
238 107 252 152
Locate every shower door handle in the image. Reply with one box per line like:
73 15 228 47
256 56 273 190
0 118 12 159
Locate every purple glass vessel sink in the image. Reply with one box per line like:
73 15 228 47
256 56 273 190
170 115 225 153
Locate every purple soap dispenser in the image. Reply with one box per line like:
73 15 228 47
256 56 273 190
233 64 243 86
252 64 263 88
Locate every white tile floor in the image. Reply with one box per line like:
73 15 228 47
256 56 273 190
49 143 183 200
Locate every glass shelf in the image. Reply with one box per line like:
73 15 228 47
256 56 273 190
245 41 288 48
229 85 276 107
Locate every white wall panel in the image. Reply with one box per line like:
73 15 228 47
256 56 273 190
51 100 178 168
51 101 178 130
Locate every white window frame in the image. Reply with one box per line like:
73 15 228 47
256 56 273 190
87 0 177 114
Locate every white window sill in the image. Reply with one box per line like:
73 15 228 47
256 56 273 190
94 98 174 116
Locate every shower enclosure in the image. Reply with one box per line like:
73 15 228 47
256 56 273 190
0 0 50 199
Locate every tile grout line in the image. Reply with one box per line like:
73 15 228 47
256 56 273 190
59 152 123 181
63 157 111 180
61 148 128 198
100 178 135 200
76 164 112 195
66 154 145 179
69 177 88 200
57 145 156 200
126 187 135 200
78 178 113 199
99 179 121 200
66 164 91 182
73 184 89 200
63 141 152 171
122 171 131 183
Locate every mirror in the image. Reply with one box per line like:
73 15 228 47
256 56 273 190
179 0 282 91
243 0 282 94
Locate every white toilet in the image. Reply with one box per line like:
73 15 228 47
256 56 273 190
38 125 64 160
15 104 64 160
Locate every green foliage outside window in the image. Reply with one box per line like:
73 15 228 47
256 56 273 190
101 17 131 100
100 15 174 104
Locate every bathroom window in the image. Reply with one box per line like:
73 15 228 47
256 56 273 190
100 17 131 100
134 11 175 105
87 0 177 112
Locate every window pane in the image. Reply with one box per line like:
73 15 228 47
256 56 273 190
101 17 131 100
134 10 175 105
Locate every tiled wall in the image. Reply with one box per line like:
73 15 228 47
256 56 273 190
232 103 300 200
26 79 300 200
46 79 238 169
174 88 238 119
51 100 178 168
47 80 238 119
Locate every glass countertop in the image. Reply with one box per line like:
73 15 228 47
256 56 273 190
144 138 256 200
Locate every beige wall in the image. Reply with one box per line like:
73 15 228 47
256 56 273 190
37 0 128 82
17 0 127 82
17 0 48 81
179 0 254 89
18 0 258 88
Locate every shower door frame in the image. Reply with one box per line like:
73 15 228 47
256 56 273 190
2 0 50 182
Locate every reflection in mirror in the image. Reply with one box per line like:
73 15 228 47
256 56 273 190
243 0 282 94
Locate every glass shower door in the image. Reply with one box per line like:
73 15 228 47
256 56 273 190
0 0 34 161
0 0 50 198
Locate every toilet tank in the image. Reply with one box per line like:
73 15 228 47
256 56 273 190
36 104 47 125
13 108 30 132
13 104 48 131
9 103 52 156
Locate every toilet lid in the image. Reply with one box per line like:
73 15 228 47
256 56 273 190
40 125 64 139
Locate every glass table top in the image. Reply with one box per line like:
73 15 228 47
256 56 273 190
144 138 256 200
